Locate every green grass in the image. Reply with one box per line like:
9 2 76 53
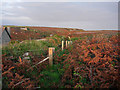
38 63 64 88
2 35 64 60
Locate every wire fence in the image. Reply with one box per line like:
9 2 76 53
19 40 73 70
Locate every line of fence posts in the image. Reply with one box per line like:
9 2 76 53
49 40 72 66
27 40 73 70
62 40 72 51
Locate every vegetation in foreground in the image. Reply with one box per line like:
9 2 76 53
2 31 120 88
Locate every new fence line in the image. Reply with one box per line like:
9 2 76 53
27 40 72 71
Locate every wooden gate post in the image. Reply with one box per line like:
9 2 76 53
62 41 64 51
49 47 55 66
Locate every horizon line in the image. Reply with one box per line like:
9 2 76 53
2 24 118 31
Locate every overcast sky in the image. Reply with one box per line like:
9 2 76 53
2 2 118 30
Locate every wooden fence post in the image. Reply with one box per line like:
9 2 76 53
67 41 72 47
66 41 68 48
68 41 70 47
49 47 55 66
62 41 64 51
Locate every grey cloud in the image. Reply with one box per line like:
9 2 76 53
2 2 118 30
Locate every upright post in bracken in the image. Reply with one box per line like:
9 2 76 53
62 41 64 51
68 41 70 47
49 47 55 66
66 41 68 48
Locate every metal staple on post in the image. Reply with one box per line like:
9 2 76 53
49 47 55 66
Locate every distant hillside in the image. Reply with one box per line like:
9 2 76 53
5 26 84 41
3 25 84 31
